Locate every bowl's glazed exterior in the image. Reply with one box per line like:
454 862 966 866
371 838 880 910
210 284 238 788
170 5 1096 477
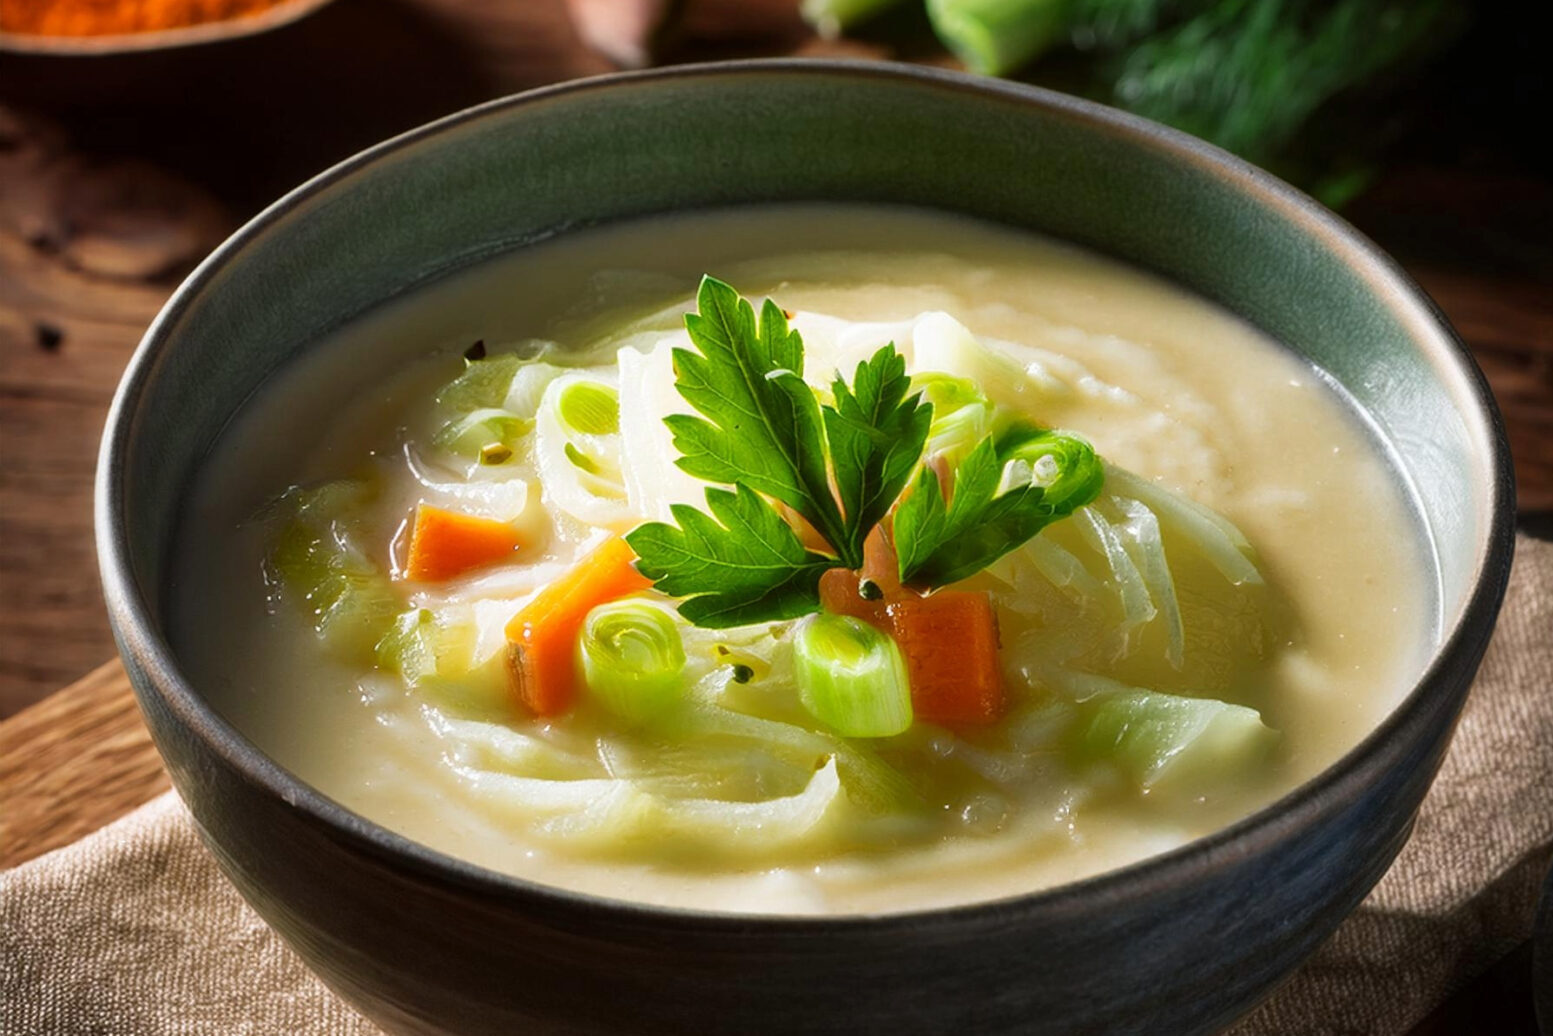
98 62 1515 1035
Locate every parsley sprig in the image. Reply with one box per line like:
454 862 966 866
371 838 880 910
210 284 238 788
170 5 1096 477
625 277 1102 628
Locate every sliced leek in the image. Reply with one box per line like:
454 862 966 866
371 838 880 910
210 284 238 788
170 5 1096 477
793 614 913 738
579 600 688 724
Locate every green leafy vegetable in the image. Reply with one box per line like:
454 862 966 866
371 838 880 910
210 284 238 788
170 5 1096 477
664 277 853 565
895 430 1102 589
629 277 1102 628
628 484 836 628
823 346 933 563
1076 688 1278 795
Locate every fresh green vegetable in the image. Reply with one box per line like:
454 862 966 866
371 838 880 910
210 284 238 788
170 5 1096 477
801 0 912 37
663 276 859 566
628 278 1093 627
558 381 620 436
914 0 1462 202
998 424 1107 513
579 600 688 724
1092 0 1458 169
1077 688 1277 794
792 613 913 738
432 407 532 460
628 484 836 628
894 430 1103 589
265 479 399 661
822 343 934 563
926 0 1069 75
436 353 523 413
915 373 996 465
374 607 505 711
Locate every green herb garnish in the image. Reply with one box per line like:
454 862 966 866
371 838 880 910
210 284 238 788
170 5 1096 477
894 429 1101 589
628 484 836 628
626 276 1103 627
663 277 857 565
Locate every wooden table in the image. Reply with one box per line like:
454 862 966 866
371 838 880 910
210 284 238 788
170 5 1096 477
1 2 1549 1031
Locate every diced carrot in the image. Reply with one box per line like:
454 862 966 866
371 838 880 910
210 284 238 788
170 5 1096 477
504 536 652 716
816 527 1002 726
403 503 522 582
886 591 1004 727
818 526 899 629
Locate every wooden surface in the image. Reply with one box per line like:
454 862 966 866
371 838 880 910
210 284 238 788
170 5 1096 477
0 3 1548 1030
0 660 168 868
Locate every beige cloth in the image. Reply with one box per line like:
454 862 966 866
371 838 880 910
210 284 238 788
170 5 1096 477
4 535 1551 1036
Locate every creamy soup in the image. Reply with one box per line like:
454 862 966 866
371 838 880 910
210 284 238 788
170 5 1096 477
172 205 1433 914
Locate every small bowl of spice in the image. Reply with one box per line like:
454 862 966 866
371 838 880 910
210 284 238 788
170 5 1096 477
0 0 336 54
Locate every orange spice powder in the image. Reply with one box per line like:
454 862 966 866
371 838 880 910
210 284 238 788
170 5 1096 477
0 0 290 36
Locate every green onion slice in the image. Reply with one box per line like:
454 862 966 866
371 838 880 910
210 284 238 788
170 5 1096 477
558 381 620 436
792 613 913 738
579 600 688 724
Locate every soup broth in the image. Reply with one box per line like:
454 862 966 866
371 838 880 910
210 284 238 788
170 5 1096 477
172 205 1433 914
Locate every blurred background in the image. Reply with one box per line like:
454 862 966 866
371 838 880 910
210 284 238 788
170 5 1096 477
2 0 1550 720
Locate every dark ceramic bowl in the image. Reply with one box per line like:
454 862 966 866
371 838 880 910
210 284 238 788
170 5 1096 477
97 61 1515 1035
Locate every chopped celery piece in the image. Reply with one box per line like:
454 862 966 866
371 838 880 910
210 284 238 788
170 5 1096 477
914 372 996 465
376 608 441 685
266 484 398 662
432 408 532 460
912 311 1042 413
1077 690 1278 795
926 0 1068 76
558 381 620 435
793 614 912 738
436 353 523 413
579 601 688 724
376 608 505 712
801 0 911 37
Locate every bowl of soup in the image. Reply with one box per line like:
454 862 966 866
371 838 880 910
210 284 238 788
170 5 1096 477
97 60 1514 1035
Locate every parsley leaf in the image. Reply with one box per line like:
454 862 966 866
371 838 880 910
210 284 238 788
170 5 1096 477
664 277 855 566
627 279 1105 628
823 345 933 564
894 430 1103 590
626 484 834 628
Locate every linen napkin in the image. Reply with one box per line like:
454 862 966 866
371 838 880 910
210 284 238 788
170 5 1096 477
5 535 1550 1036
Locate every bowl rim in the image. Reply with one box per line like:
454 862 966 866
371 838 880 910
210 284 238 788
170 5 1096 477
96 57 1517 933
